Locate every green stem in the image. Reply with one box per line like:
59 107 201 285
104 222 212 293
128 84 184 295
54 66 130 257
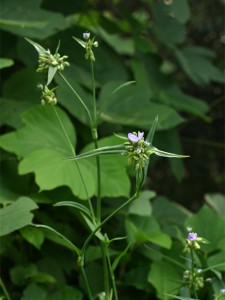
0 277 11 300
101 242 110 299
53 106 95 219
81 193 137 257
59 72 94 127
105 245 118 300
80 265 93 300
94 140 101 222
90 61 97 125
190 248 198 299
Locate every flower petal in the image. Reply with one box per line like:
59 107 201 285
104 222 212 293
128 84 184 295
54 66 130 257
128 133 139 142
138 132 144 140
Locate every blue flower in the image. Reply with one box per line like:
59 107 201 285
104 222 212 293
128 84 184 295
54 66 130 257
128 132 144 143
83 32 90 40
188 232 198 241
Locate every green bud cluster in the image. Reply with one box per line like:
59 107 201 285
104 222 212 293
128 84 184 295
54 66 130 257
84 36 98 62
40 85 57 106
37 49 70 73
183 269 204 291
186 237 202 250
124 136 152 171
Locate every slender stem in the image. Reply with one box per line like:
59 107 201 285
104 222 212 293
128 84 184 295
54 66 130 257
190 248 198 299
59 72 94 127
101 243 110 299
53 106 95 218
81 193 137 256
105 245 118 300
94 140 101 221
90 61 97 125
80 265 93 300
0 277 11 300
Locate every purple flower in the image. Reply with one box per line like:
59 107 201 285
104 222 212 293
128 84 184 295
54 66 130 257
128 132 144 143
221 288 225 293
83 32 90 40
188 232 198 241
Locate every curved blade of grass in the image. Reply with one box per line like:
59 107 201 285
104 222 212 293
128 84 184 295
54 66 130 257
54 201 91 218
111 81 136 95
151 146 189 158
34 224 80 256
112 243 131 272
25 37 47 55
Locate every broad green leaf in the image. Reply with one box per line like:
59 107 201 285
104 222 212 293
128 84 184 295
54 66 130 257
47 286 83 300
153 196 191 237
81 135 131 198
20 226 45 250
152 2 186 46
175 46 225 85
0 58 14 69
156 91 210 121
205 193 225 219
99 82 184 130
0 197 38 236
128 190 155 216
0 105 95 199
98 27 135 55
208 251 225 272
125 215 172 249
185 205 225 253
165 0 190 24
0 0 68 39
22 283 47 300
148 261 181 300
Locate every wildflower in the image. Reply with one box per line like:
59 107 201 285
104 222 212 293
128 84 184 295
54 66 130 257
188 232 198 241
128 132 144 143
187 225 192 232
83 32 90 40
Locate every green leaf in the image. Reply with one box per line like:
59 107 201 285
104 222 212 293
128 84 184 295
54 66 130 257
0 58 14 69
152 2 186 46
148 261 181 300
99 83 184 130
20 226 45 250
208 251 225 272
0 0 68 39
46 286 83 300
156 91 210 121
125 215 172 249
54 201 91 218
128 190 155 216
22 283 48 300
35 224 80 256
25 38 47 55
205 193 225 219
81 135 131 198
175 46 225 85
0 105 95 199
73 36 86 48
112 243 131 272
0 197 38 236
165 0 190 24
47 66 58 86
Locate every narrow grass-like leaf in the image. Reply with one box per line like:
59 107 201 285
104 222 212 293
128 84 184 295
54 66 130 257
112 243 131 272
146 115 158 145
164 294 199 300
34 224 80 256
111 81 136 95
47 66 58 86
151 146 189 158
73 37 86 48
81 213 104 241
55 40 61 54
113 133 128 140
25 37 47 55
54 201 91 217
